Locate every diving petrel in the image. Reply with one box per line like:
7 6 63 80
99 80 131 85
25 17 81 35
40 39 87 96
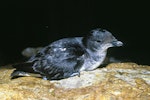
11 28 123 80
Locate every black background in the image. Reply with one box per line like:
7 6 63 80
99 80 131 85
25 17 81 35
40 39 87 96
0 1 149 65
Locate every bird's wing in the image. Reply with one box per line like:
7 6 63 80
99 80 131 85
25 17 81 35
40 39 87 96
31 38 86 79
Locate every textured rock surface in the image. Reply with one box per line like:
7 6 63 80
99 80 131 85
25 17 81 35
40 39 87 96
0 63 150 100
21 47 43 58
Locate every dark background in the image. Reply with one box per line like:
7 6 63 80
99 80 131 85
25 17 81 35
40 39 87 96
0 1 149 65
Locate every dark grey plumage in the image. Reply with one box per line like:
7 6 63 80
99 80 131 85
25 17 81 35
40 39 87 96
11 28 123 80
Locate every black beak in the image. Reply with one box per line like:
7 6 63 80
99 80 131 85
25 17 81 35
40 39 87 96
112 40 123 47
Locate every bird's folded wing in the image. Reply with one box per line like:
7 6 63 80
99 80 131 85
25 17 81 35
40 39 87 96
32 43 85 79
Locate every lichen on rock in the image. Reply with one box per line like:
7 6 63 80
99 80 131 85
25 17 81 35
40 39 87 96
0 63 150 100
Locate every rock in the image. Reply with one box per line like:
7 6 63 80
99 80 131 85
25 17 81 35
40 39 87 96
0 63 150 100
22 47 43 58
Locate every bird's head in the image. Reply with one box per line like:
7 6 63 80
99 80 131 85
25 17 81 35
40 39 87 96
84 28 123 52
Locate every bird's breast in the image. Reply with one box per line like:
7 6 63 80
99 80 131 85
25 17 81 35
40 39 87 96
80 52 106 71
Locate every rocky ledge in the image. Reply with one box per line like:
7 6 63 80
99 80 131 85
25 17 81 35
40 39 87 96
0 63 150 100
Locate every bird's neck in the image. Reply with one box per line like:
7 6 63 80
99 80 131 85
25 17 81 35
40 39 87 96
86 49 107 61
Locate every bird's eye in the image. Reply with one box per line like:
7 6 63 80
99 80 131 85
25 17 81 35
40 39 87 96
96 40 102 43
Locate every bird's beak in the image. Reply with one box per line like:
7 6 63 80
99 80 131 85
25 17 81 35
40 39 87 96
112 40 123 47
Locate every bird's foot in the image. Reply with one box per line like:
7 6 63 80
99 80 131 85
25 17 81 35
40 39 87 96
70 72 80 77
42 76 48 80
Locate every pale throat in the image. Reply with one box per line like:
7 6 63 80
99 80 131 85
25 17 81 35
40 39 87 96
80 49 107 71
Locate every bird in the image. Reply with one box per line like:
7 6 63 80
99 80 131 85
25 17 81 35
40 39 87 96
11 28 123 80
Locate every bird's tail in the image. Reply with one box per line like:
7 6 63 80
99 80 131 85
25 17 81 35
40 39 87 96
11 62 42 79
